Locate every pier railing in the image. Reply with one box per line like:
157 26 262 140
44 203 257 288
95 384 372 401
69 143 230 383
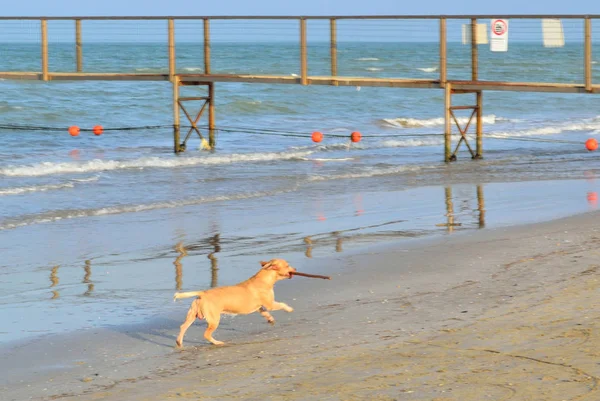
0 15 599 93
1 15 600 159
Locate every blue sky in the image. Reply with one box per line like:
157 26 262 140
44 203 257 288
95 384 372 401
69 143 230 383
2 1 600 43
3 0 600 17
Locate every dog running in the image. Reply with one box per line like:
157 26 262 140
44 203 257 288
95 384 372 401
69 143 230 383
173 258 296 347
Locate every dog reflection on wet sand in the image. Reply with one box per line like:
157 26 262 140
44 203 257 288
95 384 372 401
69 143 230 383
173 258 296 347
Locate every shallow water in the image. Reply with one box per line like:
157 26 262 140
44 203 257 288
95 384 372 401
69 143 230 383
2 39 600 344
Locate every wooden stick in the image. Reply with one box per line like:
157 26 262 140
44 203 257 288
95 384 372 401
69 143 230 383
291 271 331 280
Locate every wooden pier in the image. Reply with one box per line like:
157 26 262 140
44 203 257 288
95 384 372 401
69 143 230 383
0 15 599 161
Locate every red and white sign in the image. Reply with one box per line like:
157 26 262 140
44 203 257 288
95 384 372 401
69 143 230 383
490 19 509 52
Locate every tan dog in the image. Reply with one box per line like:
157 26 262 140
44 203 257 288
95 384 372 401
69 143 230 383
173 258 296 347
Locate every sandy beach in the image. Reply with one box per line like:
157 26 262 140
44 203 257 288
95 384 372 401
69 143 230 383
2 208 600 400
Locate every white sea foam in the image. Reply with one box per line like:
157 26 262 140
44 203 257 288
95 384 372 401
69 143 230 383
181 67 203 72
308 165 427 182
380 138 444 148
0 151 312 177
0 182 74 196
365 67 383 72
0 176 99 196
382 115 499 128
300 157 355 162
489 120 600 138
356 57 379 61
417 67 438 73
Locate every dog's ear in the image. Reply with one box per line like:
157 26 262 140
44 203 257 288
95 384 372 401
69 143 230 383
260 260 269 267
261 260 280 270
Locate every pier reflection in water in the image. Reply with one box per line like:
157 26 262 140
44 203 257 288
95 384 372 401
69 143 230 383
437 184 486 233
83 260 94 297
172 232 221 290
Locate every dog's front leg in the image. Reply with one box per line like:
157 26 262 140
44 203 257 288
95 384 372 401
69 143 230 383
259 306 275 324
264 301 294 313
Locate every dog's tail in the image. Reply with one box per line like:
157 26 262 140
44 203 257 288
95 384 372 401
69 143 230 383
173 291 204 302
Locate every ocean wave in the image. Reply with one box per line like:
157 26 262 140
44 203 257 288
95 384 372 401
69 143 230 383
0 152 312 177
365 67 383 72
380 138 444 147
356 57 379 61
0 187 299 231
381 115 499 128
308 164 428 182
417 67 438 73
300 157 355 162
0 176 99 196
181 67 203 72
489 120 600 138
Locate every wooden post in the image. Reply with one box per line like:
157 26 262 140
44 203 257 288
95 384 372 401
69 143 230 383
330 18 338 86
75 19 82 73
204 19 211 74
300 18 308 85
444 83 452 162
439 17 447 88
173 75 181 153
208 82 216 149
585 17 592 92
471 18 478 81
475 90 483 158
41 19 48 81
168 19 176 82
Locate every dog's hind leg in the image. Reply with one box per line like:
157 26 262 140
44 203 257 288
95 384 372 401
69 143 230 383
203 313 224 346
176 298 203 348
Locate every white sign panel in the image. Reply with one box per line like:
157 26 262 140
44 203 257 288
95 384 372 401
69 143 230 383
490 19 509 52
461 23 489 45
542 19 565 47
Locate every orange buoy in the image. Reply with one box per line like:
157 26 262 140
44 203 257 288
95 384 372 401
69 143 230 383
350 131 362 143
93 125 103 136
586 138 598 151
312 131 323 143
68 126 80 137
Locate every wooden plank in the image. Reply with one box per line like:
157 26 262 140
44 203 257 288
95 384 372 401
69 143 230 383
585 17 592 92
476 90 483 158
41 20 48 81
75 20 82 72
204 19 211 74
208 82 215 148
168 19 176 82
444 83 452 162
300 18 308 85
471 18 478 81
330 18 338 84
439 18 447 88
173 75 181 153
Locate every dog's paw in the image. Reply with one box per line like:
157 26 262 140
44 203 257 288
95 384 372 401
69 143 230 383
284 306 294 313
268 318 276 325
212 340 225 346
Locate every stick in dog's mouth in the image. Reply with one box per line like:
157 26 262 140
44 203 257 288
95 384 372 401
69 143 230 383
290 271 331 280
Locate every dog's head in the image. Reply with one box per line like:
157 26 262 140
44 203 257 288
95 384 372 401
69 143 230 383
260 259 296 280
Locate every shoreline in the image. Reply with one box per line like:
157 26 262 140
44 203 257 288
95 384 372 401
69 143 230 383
3 208 600 400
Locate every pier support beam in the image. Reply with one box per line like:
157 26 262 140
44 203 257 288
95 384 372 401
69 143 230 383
444 86 483 162
172 78 216 153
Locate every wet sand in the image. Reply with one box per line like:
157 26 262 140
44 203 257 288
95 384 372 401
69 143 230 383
3 210 600 400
